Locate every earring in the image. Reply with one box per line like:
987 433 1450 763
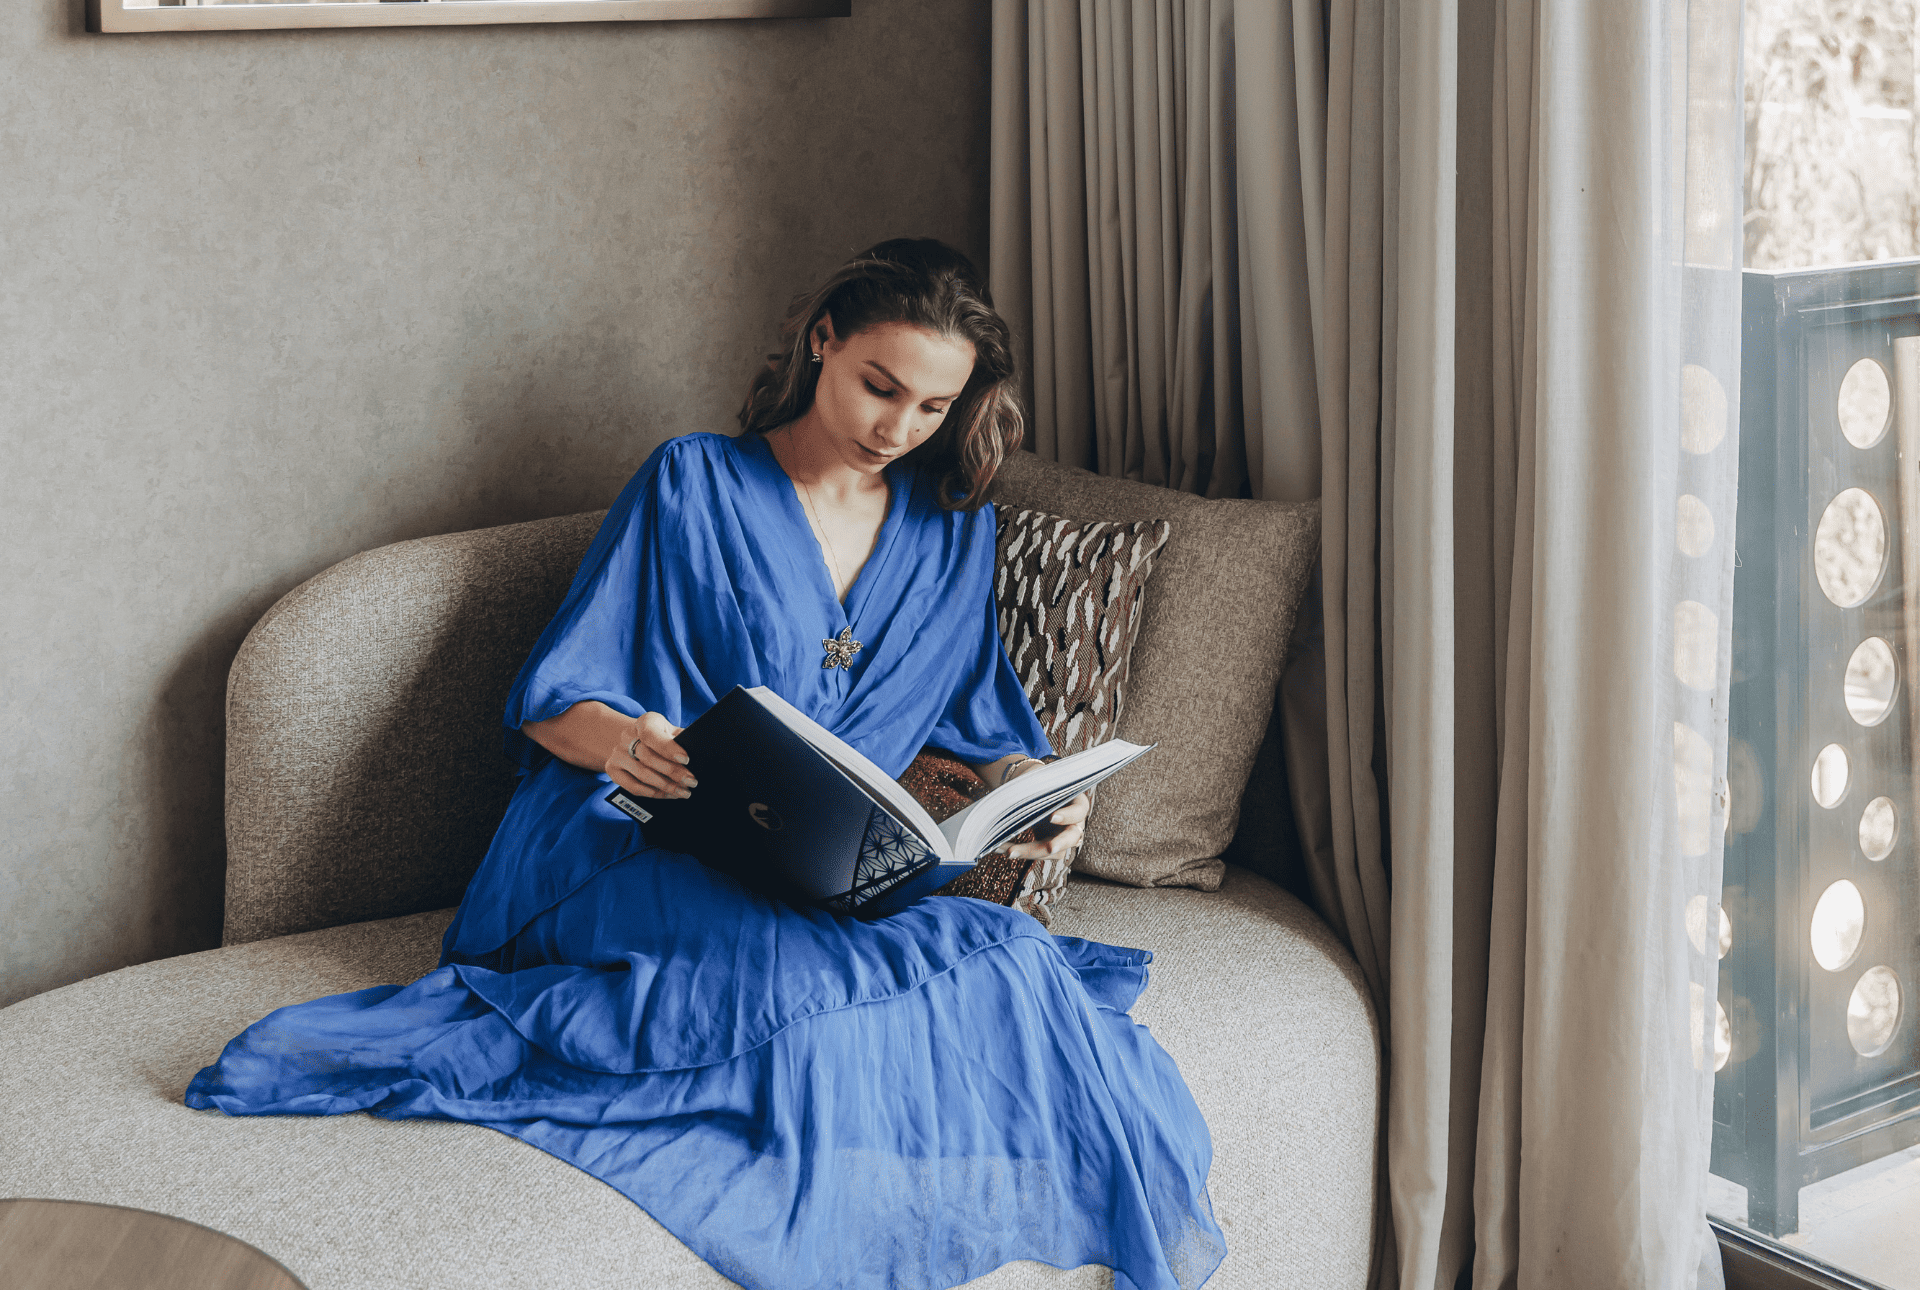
810 351 822 364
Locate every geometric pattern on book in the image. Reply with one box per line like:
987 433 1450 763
818 807 937 917
990 508 1171 917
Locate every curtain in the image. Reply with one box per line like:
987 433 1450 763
989 2 1743 1288
987 0 1326 503
1449 2 1744 1287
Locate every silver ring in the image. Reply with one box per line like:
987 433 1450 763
628 737 644 760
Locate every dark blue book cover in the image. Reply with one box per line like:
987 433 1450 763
606 686 945 915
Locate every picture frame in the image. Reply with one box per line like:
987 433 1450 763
89 0 848 36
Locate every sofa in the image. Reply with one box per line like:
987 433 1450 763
0 450 1379 1289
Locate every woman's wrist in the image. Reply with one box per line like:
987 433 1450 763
998 755 1046 787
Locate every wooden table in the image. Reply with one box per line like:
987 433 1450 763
0 1199 305 1290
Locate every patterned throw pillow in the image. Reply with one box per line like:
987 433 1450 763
995 508 1172 754
987 508 1173 917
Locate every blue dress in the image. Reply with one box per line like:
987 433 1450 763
185 432 1225 1290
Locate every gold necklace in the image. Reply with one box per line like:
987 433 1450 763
795 476 847 594
782 432 865 671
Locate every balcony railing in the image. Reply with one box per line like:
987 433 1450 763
1715 261 1920 1236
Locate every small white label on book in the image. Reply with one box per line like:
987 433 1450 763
611 793 653 824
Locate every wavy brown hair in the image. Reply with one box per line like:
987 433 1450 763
737 238 1025 511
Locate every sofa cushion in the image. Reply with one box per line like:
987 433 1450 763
0 874 1376 1290
990 453 1320 890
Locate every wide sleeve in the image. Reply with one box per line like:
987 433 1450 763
923 507 1055 766
501 438 741 771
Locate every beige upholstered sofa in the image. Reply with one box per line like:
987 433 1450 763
0 452 1378 1289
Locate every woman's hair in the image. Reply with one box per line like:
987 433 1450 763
737 238 1024 511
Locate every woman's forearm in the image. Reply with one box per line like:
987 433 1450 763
525 701 696 799
523 701 635 772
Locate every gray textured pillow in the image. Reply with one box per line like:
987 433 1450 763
989 452 1320 890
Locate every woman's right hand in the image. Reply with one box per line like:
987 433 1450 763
608 711 697 799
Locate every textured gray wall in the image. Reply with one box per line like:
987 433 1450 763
1 0 992 1007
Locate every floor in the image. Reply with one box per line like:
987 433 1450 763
1710 1146 1920 1288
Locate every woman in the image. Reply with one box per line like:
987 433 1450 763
186 240 1225 1290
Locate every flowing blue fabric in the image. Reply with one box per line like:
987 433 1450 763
186 432 1226 1290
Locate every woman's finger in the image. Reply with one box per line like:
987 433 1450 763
1042 824 1084 855
1048 792 1092 826
611 761 686 799
626 746 692 796
638 714 691 765
1008 820 1085 860
618 717 694 788
632 743 696 789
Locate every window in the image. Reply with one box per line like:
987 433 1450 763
1708 4 1920 1286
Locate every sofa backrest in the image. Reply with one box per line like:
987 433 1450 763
224 512 604 945
223 450 1307 945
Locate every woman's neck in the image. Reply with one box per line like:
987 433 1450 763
766 418 888 508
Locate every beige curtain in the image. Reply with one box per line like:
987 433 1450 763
990 1 1743 1287
988 0 1325 502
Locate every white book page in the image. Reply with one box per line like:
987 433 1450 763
744 687 953 861
942 740 1153 860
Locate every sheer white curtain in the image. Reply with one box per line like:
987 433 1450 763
1445 2 1743 1286
989 1 1744 1286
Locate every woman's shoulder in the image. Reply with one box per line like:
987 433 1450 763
592 434 749 534
641 430 739 473
626 432 752 497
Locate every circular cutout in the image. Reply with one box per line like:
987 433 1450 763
1845 637 1900 726
1676 494 1716 557
1838 357 1892 449
1674 601 1719 691
1811 880 1866 971
1686 894 1733 960
1812 743 1851 808
1692 982 1736 1073
1860 796 1898 860
1682 364 1730 454
1849 966 1902 1056
1814 489 1889 608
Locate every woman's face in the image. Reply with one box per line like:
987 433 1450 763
804 318 977 475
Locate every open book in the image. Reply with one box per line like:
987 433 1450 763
606 685 1151 918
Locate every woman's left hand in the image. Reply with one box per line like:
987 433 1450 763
1002 760 1091 862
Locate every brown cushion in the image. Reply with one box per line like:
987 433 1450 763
989 453 1320 890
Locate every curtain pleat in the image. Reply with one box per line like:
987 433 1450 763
1236 1 1327 503
991 0 1098 471
1468 5 1539 1285
1320 0 1392 1004
1379 5 1468 1288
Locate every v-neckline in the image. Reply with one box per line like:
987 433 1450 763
745 432 908 623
